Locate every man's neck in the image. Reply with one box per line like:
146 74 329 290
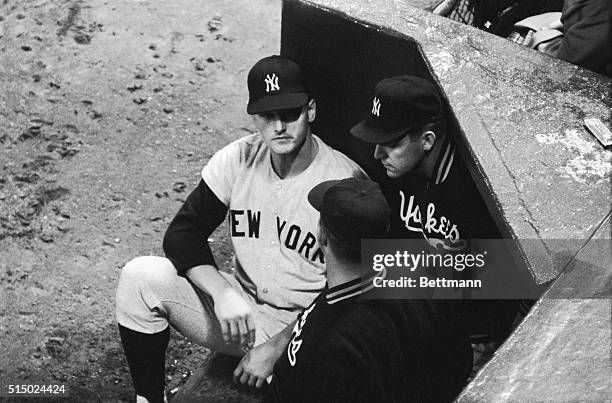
271 134 318 179
326 253 364 289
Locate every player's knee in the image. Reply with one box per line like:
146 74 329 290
117 256 177 297
116 257 178 332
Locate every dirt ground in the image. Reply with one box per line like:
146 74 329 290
0 0 282 401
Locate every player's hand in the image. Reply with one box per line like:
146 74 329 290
233 339 280 388
212 287 255 349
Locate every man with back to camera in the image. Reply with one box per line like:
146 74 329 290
350 75 520 356
269 177 473 402
115 55 365 402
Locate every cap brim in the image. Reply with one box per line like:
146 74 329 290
307 179 342 211
350 117 414 144
247 93 308 115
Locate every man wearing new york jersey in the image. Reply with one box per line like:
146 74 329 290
115 56 364 403
350 76 519 353
270 178 472 402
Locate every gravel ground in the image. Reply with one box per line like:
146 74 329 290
0 0 279 401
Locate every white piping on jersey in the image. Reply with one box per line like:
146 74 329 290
326 268 387 305
434 140 455 185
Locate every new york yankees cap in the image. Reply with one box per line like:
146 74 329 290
350 75 442 144
308 178 390 245
247 55 309 115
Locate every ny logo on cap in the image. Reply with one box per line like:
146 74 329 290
371 97 381 117
264 73 280 92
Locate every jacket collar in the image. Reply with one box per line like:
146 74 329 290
326 268 387 305
432 135 455 185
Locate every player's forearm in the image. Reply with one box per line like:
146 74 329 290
267 320 296 356
186 264 234 299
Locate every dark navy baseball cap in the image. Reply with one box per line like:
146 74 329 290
351 76 442 144
308 178 390 245
247 55 309 115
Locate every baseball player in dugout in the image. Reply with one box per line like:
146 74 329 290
269 178 472 402
350 76 520 356
115 55 365 403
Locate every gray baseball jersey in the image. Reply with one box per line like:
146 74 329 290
202 133 365 309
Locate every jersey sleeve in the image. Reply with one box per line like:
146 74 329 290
201 139 242 206
162 180 228 276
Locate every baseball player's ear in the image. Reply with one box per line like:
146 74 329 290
422 130 436 152
306 99 316 123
